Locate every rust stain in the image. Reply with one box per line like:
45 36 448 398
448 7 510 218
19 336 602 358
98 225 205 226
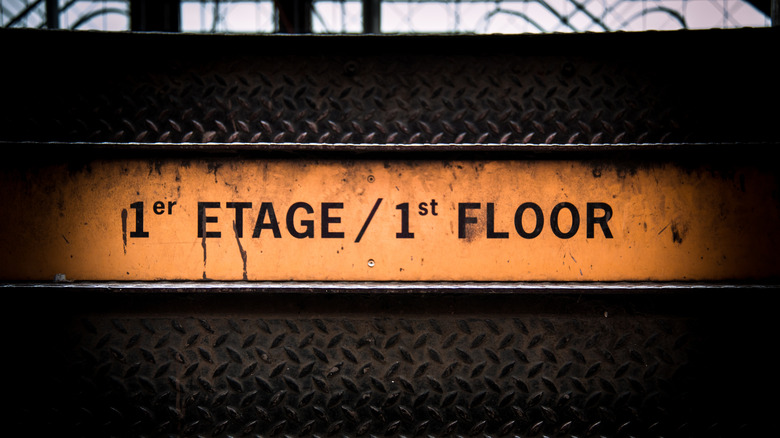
233 220 248 281
121 208 127 255
201 217 208 280
147 161 163 176
671 222 688 245
208 163 222 183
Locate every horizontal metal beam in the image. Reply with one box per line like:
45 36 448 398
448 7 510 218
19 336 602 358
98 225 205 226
129 0 180 32
5 281 779 291
3 151 779 282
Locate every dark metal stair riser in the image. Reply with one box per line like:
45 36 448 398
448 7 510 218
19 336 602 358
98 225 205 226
9 290 768 437
2 28 778 146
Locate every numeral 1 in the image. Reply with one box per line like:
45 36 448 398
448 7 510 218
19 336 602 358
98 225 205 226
130 202 150 238
395 203 414 238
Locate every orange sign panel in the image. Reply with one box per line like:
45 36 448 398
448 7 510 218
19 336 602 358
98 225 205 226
1 158 778 281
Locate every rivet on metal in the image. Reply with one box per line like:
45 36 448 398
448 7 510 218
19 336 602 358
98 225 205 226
367 175 375 183
344 61 358 76
367 259 375 267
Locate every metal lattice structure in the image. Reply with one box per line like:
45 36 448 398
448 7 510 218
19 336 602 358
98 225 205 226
1 0 772 32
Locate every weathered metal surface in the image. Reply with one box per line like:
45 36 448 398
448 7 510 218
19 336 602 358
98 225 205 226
2 27 778 146
2 152 778 281
6 281 776 290
1 27 777 437
8 288 768 437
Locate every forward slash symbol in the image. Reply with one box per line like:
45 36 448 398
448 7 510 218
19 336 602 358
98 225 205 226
355 198 383 243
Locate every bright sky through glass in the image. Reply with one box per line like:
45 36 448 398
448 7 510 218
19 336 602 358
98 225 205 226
1 0 770 33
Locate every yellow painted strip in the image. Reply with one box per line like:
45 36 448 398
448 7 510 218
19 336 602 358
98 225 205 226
1 158 778 281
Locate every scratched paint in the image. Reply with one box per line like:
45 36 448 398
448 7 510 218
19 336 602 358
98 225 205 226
0 158 778 281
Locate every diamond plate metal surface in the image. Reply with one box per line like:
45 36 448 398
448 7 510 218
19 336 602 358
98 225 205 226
3 27 778 146
3 26 776 438
9 289 765 437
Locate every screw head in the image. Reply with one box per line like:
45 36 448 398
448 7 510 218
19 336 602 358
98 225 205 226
367 175 375 183
344 61 358 76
